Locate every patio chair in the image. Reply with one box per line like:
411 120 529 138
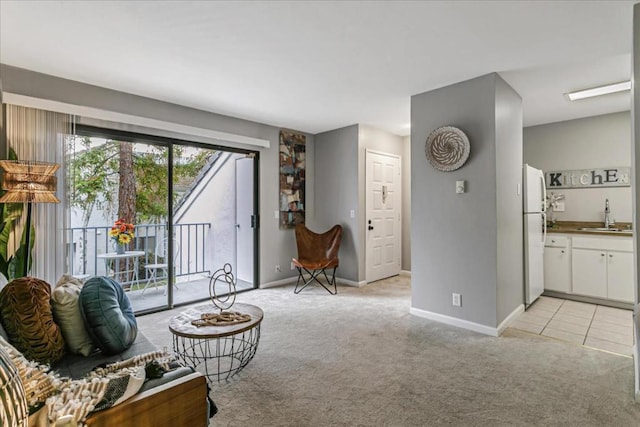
292 224 342 295
142 237 180 296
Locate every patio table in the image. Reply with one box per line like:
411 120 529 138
96 251 145 288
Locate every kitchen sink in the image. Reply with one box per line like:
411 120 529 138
576 227 630 233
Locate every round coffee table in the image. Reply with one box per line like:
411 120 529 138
169 303 263 383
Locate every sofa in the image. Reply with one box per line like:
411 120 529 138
54 332 210 427
0 276 211 427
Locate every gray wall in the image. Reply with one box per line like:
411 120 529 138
524 112 631 222
411 73 523 329
314 125 360 282
495 77 524 323
402 135 411 271
0 64 314 286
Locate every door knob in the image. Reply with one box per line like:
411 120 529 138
368 225 374 230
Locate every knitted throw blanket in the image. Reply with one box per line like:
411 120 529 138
1 337 174 427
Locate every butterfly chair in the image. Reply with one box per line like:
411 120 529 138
142 237 180 296
292 224 342 295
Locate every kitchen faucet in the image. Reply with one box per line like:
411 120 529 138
604 198 614 229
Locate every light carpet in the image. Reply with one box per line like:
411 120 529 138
136 275 640 426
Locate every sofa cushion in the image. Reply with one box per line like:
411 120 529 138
79 276 137 356
52 331 157 379
51 275 95 356
0 277 65 364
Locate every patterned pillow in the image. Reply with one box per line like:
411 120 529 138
0 343 29 427
0 277 65 364
51 275 95 356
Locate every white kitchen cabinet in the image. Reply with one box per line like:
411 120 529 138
544 235 571 293
571 236 634 303
607 251 634 302
571 248 607 298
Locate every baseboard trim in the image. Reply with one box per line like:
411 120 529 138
400 270 411 277
409 307 500 337
260 277 297 289
542 290 633 310
261 276 366 289
497 304 524 336
337 277 367 287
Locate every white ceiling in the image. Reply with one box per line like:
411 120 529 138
0 1 635 136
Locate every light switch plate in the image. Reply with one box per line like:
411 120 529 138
456 180 465 194
554 201 565 212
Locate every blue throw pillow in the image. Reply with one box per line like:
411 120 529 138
79 276 137 355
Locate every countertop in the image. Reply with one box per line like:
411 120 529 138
547 221 633 237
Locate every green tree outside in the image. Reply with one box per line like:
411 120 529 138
68 136 213 225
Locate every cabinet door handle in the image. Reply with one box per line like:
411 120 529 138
561 250 565 254
609 254 614 258
601 253 605 257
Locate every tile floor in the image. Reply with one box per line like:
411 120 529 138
509 296 634 356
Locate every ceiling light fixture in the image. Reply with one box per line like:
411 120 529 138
567 81 631 101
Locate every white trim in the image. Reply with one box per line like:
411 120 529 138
496 304 525 336
365 148 401 160
260 277 297 289
337 277 367 287
2 92 271 148
409 307 500 337
400 270 411 277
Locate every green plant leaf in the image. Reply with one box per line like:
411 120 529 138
0 148 31 279
10 220 35 279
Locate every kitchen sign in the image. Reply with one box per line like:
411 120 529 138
545 167 630 189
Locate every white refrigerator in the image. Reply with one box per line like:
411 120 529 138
523 164 546 306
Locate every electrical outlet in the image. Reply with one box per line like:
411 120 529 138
275 265 281 273
452 293 462 307
291 262 295 270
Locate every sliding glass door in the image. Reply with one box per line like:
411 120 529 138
66 127 258 314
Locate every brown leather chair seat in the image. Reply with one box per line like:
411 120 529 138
292 224 342 294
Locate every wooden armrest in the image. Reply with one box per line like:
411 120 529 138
85 372 208 427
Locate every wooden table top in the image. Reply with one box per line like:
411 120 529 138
169 302 263 339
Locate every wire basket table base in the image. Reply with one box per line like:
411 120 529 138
172 325 261 382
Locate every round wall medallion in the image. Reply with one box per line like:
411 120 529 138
425 126 470 172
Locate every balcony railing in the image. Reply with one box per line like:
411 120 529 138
67 222 211 287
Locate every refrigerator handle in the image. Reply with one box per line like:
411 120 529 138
541 212 547 246
540 169 547 213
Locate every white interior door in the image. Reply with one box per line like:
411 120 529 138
235 157 254 284
366 150 401 283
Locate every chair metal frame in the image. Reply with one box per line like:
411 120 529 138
142 237 180 296
292 224 342 295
